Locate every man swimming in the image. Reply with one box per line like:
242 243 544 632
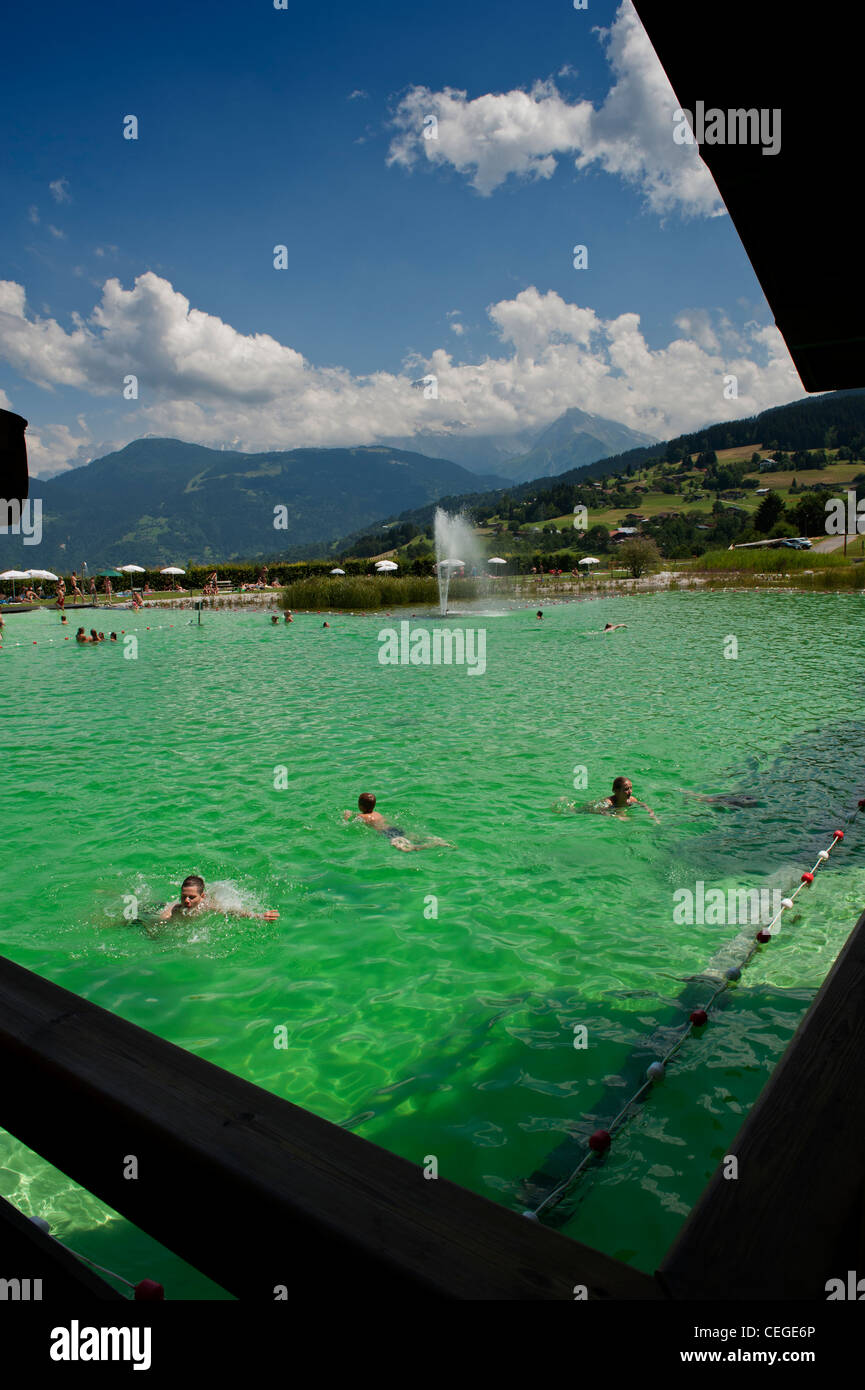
597 777 659 821
158 874 279 920
603 622 627 632
344 793 453 852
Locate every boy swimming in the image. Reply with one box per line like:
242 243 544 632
159 874 279 920
344 793 453 852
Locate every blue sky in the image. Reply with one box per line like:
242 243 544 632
0 0 804 476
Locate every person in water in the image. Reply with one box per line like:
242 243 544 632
536 610 543 619
159 874 279 921
271 614 280 624
604 622 626 632
76 627 93 643
682 790 760 807
344 793 453 852
599 777 659 821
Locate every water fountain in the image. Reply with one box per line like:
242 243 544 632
433 507 481 616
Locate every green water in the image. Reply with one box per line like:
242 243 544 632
2 591 864 1296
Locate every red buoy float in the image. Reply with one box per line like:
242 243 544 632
756 928 772 943
588 1129 611 1153
690 1009 708 1027
801 871 814 884
833 830 844 840
134 1278 164 1300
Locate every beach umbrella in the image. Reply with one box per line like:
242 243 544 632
1 568 29 597
375 560 398 571
578 556 601 566
160 567 186 575
440 558 464 567
488 557 507 565
96 569 123 578
119 563 145 594
24 568 59 581
330 568 346 575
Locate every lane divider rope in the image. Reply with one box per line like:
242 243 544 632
524 802 863 1222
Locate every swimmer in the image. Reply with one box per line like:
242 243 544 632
271 614 279 625
60 615 68 625
537 611 543 620
682 790 760 808
89 629 99 642
158 874 279 921
76 627 93 643
597 776 659 822
110 632 118 642
284 612 292 623
322 621 330 628
603 623 627 632
343 793 454 852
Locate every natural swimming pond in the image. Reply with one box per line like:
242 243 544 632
2 591 865 1297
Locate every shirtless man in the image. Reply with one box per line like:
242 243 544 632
343 793 453 852
599 776 659 821
603 622 627 632
76 627 93 643
159 874 279 921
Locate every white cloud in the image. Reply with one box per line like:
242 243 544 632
386 1 722 217
48 225 67 240
450 321 465 336
0 272 803 472
26 417 93 477
348 89 368 101
28 206 39 224
49 178 71 204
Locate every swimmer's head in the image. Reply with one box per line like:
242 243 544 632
604 623 613 630
358 792 376 813
271 615 279 624
77 627 85 636
180 875 206 910
612 776 632 797
536 611 543 618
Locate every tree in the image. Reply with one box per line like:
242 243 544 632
586 524 611 553
790 492 827 536
618 538 661 578
754 491 784 533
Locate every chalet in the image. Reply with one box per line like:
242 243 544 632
610 526 640 542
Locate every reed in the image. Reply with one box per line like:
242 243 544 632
279 575 479 610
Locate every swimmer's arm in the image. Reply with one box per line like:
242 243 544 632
232 907 280 920
159 902 180 920
631 797 660 822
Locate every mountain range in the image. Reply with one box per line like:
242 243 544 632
17 440 505 568
10 407 658 566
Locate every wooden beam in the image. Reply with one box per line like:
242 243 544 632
0 955 662 1301
0 1193 124 1300
659 908 865 1299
